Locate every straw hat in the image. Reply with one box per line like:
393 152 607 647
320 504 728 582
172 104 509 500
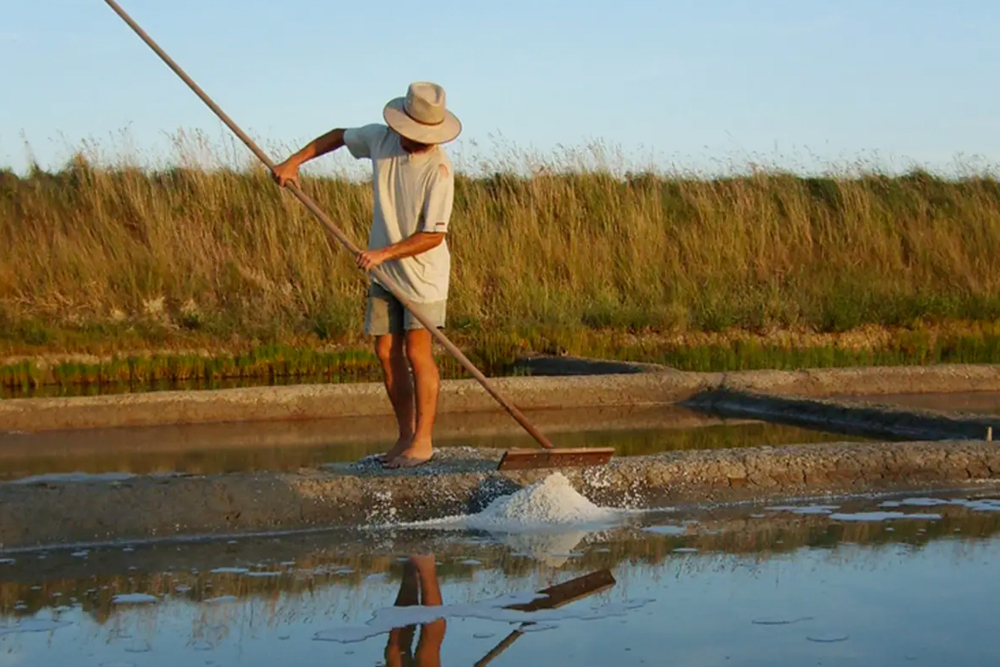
383 82 462 145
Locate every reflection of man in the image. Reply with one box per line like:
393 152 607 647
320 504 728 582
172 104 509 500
385 554 446 667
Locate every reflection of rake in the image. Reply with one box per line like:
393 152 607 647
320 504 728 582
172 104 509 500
474 569 617 667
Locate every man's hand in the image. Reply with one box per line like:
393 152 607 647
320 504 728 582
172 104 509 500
356 249 388 272
356 234 443 273
271 159 300 187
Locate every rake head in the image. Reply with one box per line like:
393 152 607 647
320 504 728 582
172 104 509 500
496 447 615 471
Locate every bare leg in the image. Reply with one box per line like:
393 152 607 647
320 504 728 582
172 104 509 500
411 553 446 667
384 558 420 667
386 329 439 468
374 333 415 463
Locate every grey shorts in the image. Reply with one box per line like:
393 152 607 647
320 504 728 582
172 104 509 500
364 283 447 336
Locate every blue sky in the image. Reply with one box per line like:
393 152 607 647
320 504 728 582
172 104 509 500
2 0 999 176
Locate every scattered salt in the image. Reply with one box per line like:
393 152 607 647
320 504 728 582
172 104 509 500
882 498 951 507
112 594 158 604
765 505 839 515
966 500 1000 512
881 497 1000 512
828 512 940 522
644 525 687 536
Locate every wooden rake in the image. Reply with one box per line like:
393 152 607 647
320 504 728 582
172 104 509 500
101 0 614 471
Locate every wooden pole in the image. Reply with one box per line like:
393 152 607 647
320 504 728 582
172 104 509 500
101 0 556 450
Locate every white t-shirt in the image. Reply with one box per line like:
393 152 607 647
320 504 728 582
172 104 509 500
343 124 454 304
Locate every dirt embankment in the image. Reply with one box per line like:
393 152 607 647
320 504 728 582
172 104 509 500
3 363 1000 433
2 362 1000 551
2 440 998 551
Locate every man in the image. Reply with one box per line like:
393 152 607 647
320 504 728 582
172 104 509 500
272 82 461 469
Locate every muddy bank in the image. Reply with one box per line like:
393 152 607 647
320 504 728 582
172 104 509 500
3 363 1000 433
2 440 998 551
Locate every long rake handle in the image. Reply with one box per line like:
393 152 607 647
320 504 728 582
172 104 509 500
102 0 555 450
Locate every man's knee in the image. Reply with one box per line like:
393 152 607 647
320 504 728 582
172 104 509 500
374 335 403 366
404 330 437 370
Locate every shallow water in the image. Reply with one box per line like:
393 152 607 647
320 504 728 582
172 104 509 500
0 405 866 482
1 487 999 666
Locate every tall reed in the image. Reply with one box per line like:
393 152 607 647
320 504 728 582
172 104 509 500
3 141 1000 351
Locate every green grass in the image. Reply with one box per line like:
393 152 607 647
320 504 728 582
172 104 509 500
4 324 1000 398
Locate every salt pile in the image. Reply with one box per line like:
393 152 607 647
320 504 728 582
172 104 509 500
391 473 625 564
462 472 620 532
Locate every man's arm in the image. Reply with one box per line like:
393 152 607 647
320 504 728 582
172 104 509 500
272 128 346 186
355 233 444 272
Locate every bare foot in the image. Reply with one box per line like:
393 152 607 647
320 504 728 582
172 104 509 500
386 439 434 469
380 436 413 464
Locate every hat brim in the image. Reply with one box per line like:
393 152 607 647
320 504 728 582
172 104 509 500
383 97 462 145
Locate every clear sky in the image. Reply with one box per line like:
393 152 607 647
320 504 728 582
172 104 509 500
2 0 999 176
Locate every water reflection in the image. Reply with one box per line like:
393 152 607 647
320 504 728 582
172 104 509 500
385 554 447 667
344 552 618 667
0 405 866 481
1 491 999 665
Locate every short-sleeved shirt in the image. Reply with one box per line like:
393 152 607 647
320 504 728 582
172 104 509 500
343 124 454 304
